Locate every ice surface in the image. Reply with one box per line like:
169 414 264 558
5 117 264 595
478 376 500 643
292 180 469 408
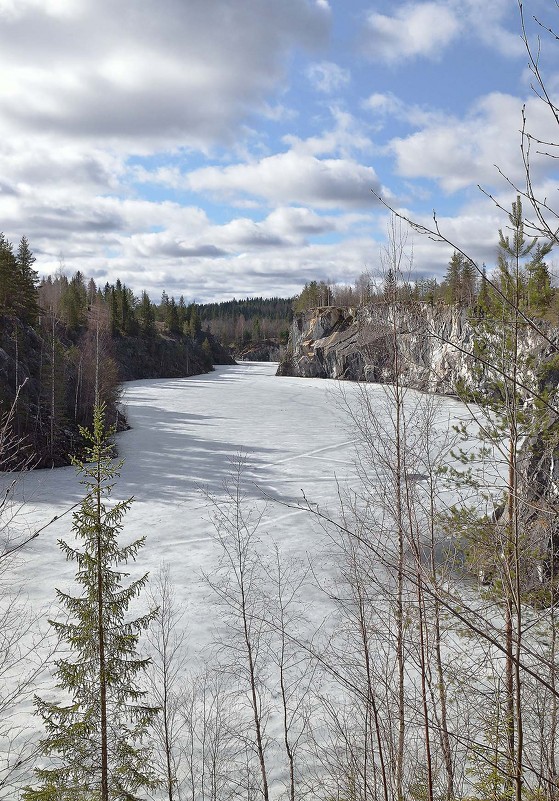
8 362 471 656
2 361 484 796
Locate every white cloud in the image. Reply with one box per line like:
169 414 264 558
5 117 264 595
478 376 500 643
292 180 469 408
457 0 524 58
186 150 381 209
0 0 543 305
389 91 558 194
0 0 330 149
306 61 350 93
283 107 373 157
130 110 380 210
363 93 404 116
362 2 460 64
361 0 522 65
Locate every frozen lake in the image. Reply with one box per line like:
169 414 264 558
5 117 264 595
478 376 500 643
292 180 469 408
4 361 483 797
10 361 471 655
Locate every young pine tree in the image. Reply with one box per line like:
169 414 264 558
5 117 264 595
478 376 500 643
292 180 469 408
24 403 158 801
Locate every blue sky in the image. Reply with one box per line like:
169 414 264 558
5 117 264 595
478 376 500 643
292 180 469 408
0 0 557 302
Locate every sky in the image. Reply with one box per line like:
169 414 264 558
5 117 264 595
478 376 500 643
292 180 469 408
0 0 557 304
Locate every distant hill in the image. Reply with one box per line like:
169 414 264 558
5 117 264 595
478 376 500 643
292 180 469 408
196 296 293 353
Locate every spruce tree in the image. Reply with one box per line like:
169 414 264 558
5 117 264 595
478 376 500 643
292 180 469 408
383 267 397 302
0 233 17 314
24 403 158 801
526 242 553 315
138 291 156 338
165 297 180 335
15 235 40 326
442 251 463 304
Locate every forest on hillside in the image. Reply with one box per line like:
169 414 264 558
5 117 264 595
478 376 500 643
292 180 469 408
293 243 555 320
0 237 232 466
1 215 556 468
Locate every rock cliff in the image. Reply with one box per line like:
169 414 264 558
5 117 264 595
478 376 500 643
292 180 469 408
237 339 282 362
276 303 557 397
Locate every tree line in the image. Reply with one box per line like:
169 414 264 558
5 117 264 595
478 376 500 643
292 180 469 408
0 243 228 466
196 296 293 352
2 193 559 801
293 240 555 320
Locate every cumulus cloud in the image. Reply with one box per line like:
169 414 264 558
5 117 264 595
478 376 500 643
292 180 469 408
361 0 522 65
306 61 350 93
0 0 539 305
284 107 373 158
459 0 524 57
0 0 330 148
362 2 459 64
186 150 382 209
389 91 557 193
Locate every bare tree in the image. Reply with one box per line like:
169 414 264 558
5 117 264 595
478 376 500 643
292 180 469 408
265 545 316 801
0 397 57 795
204 458 272 801
146 563 189 801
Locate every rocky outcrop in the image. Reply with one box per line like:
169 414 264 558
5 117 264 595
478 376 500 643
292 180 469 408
277 304 479 394
277 303 558 397
237 339 282 362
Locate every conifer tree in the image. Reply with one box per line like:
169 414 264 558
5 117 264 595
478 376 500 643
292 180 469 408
459 197 548 801
23 403 158 801
188 304 201 339
442 251 463 304
460 258 477 306
0 233 16 314
165 297 181 335
201 336 213 368
383 267 397 302
60 271 87 330
475 265 492 317
526 242 553 315
15 235 39 326
137 290 156 338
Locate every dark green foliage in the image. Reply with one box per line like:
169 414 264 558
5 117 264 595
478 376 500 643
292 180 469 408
15 236 40 326
0 233 40 326
109 280 137 336
0 233 235 466
23 404 158 801
459 197 557 590
201 336 213 368
177 295 187 328
441 251 477 305
187 304 201 338
474 266 492 317
0 233 16 312
414 277 438 305
293 281 330 312
165 297 181 336
526 243 553 315
383 268 397 303
193 296 292 350
137 291 156 337
60 272 88 330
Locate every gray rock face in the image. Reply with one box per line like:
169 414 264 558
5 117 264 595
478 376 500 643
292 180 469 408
237 340 282 362
278 303 559 398
277 304 480 394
